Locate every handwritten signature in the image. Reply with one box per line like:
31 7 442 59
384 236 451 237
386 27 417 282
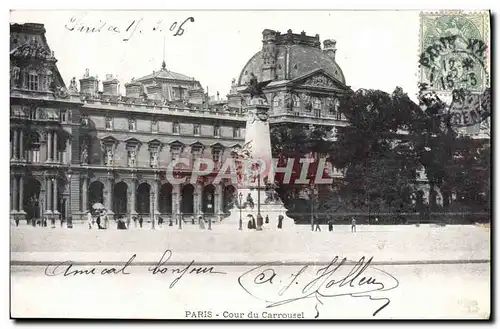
238 256 400 318
44 249 225 288
64 13 195 41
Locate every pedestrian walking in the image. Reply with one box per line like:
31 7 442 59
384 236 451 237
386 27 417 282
15 216 19 227
158 216 164 227
265 215 269 224
139 215 143 228
198 216 206 230
133 216 137 227
351 217 357 232
314 215 321 231
328 220 333 232
277 214 283 229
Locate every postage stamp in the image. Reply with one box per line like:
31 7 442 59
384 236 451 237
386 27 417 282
419 11 490 93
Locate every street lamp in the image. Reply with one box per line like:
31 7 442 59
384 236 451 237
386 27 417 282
67 170 73 228
51 177 56 228
309 186 318 231
238 192 243 230
151 190 155 230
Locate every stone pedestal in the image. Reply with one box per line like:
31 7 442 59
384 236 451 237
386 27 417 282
222 97 295 230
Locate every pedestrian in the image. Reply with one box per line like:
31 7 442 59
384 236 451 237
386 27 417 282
328 220 333 232
247 219 253 230
265 215 269 224
158 216 164 227
374 217 379 225
133 216 137 227
351 217 357 232
246 193 254 208
198 215 206 230
314 215 321 231
15 216 19 227
277 214 283 229
139 215 143 228
96 214 102 229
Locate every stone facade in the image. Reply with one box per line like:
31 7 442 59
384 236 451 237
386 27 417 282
10 23 243 225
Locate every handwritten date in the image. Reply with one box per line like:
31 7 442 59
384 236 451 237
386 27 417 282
64 14 194 41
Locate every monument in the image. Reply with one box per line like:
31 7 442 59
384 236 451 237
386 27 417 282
224 76 295 231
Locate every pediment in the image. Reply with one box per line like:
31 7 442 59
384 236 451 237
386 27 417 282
101 136 118 145
287 69 350 91
125 137 142 146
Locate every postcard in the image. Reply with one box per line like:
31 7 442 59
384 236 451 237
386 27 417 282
9 9 491 320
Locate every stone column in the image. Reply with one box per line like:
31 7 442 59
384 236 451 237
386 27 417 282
46 177 52 213
19 176 24 212
106 177 113 213
47 131 53 162
154 180 159 215
12 176 19 211
194 184 202 216
130 178 137 215
66 138 71 164
82 177 88 212
53 131 58 162
13 129 18 160
19 129 24 160
173 184 180 220
53 179 58 214
215 184 223 221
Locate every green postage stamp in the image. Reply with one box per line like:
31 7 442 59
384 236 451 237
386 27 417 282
419 11 491 93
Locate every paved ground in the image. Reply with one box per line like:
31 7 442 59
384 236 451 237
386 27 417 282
10 224 490 263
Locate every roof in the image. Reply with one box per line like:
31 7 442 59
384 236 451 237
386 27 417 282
238 44 346 86
136 68 196 82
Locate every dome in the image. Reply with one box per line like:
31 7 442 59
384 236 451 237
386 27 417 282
237 29 345 86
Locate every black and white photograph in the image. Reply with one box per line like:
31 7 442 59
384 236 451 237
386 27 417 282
8 8 491 320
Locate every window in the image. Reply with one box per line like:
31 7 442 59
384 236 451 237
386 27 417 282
59 110 67 123
30 134 41 163
214 125 220 137
193 124 201 136
233 127 240 138
191 146 202 160
173 122 180 134
171 146 181 161
212 149 222 164
128 118 136 131
29 107 37 120
272 96 282 108
27 72 40 91
336 111 343 121
105 117 113 130
151 119 159 133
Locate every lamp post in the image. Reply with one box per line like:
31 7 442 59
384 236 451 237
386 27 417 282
309 186 317 232
51 177 56 228
151 190 155 230
238 192 243 230
67 170 73 228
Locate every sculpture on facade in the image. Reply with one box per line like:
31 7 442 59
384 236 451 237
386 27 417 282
83 68 90 78
81 145 88 164
245 73 269 100
12 66 21 88
105 149 113 166
69 77 78 92
151 152 159 167
128 150 136 167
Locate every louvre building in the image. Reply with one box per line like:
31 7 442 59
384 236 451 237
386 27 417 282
10 24 353 225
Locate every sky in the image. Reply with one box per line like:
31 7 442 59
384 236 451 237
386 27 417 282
10 10 422 101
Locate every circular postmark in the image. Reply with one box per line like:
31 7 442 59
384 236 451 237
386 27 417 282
448 87 491 127
419 15 489 92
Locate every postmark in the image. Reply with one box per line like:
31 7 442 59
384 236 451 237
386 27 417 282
419 11 490 93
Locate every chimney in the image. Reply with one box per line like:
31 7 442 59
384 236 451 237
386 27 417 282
188 88 204 105
125 79 142 98
146 84 162 100
79 68 98 96
102 74 119 96
323 39 337 61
